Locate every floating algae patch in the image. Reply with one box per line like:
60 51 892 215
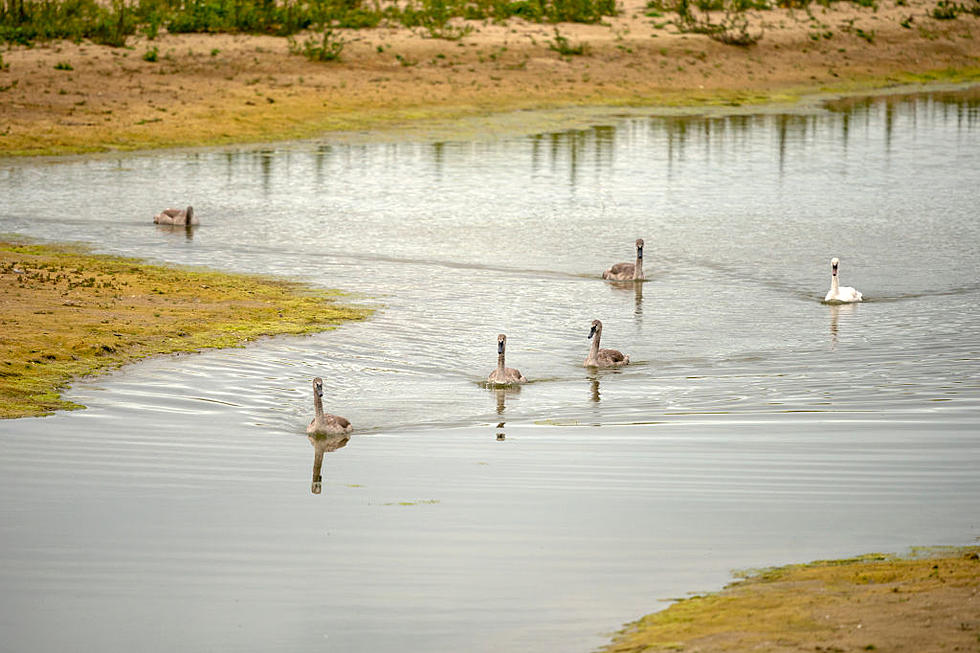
0 239 371 418
601 546 980 653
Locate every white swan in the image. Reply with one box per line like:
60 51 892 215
602 238 644 281
487 334 527 385
154 206 197 226
584 319 630 368
824 257 863 303
307 377 353 436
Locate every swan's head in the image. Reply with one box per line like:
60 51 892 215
831 257 840 276
312 377 324 397
497 333 507 355
589 319 602 339
635 238 644 259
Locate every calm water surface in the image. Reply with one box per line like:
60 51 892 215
1 87 979 653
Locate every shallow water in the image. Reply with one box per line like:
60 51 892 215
1 87 979 653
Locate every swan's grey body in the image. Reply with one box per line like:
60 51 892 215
824 257 863 303
487 334 527 385
602 238 644 281
309 431 350 495
153 206 197 226
307 377 353 436
584 319 630 368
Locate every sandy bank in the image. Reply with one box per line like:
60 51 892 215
1 0 978 156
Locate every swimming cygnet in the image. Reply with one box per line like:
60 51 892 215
824 257 863 303
602 238 644 281
306 377 353 436
153 206 197 226
487 334 527 385
584 319 630 368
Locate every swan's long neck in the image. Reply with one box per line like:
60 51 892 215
589 329 602 358
313 389 324 419
634 252 644 280
496 351 506 373
830 272 840 294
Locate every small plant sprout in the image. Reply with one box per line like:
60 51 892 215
548 28 588 55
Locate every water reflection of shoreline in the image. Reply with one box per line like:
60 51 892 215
309 432 350 495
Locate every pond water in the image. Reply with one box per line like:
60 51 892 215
1 86 979 653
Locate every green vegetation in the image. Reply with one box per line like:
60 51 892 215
548 26 587 54
0 239 370 418
288 27 346 61
930 0 963 18
647 0 764 45
602 546 980 653
0 0 618 46
142 44 158 60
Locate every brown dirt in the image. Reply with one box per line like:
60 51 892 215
1 0 979 155
603 548 980 653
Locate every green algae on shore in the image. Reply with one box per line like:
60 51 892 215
601 546 980 653
0 239 371 418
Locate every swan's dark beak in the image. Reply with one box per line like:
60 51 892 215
316 387 323 397
637 246 643 260
588 325 597 339
832 264 838 276
497 341 504 354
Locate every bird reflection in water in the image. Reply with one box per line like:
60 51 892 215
608 280 644 319
589 374 601 403
308 432 350 494
492 385 521 441
155 223 197 241
828 302 857 351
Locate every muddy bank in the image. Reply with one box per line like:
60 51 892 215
0 239 370 418
602 546 980 653
1 0 979 156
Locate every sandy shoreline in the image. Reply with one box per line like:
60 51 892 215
1 0 978 156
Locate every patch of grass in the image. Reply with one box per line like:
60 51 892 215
142 45 158 62
0 239 370 419
53 60 73 70
602 547 980 653
855 27 876 43
548 27 588 55
1 0 617 45
288 28 346 62
931 0 961 18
